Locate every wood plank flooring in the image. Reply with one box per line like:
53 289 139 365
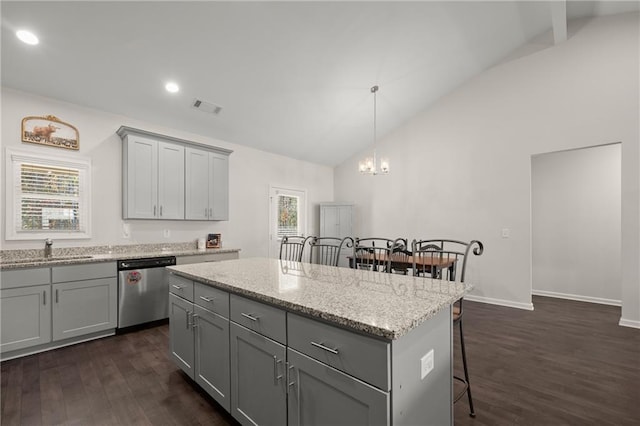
2 296 639 425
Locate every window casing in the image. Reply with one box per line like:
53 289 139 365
6 148 91 240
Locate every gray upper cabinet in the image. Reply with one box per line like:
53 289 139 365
185 147 229 221
121 135 184 219
118 126 231 221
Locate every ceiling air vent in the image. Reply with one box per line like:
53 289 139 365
192 98 222 115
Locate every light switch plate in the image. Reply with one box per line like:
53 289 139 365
421 349 434 379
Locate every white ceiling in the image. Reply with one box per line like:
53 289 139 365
2 1 638 166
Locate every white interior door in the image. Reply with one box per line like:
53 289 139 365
269 186 307 259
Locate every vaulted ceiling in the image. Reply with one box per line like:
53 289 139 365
2 1 638 166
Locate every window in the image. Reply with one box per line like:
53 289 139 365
277 195 299 238
6 148 91 240
269 186 306 258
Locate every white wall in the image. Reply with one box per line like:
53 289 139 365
334 13 639 325
531 144 621 304
0 88 334 257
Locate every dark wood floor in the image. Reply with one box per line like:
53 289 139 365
2 296 639 425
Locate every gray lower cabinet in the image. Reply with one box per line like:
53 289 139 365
169 292 195 376
52 278 117 341
194 305 230 411
51 263 117 341
0 284 51 353
169 280 231 410
230 322 287 426
287 348 389 426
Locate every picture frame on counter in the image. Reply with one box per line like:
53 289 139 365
21 115 79 150
207 233 221 248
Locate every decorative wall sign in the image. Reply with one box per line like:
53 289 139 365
207 233 221 248
21 115 79 150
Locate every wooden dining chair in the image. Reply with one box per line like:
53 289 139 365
411 238 484 418
279 235 311 262
308 236 353 266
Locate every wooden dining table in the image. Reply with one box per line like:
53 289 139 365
349 252 458 277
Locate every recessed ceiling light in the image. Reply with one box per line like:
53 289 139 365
16 30 39 45
165 82 179 93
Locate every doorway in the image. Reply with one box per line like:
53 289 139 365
268 186 307 259
531 143 621 305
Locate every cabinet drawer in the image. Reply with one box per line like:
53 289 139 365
287 313 390 391
195 282 229 318
230 295 286 345
169 274 194 302
52 262 116 283
1 268 50 289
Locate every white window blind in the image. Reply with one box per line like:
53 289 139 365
6 149 91 240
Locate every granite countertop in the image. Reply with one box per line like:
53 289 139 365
0 242 240 270
167 257 471 341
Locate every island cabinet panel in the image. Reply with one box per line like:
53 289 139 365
230 294 286 345
287 312 390 391
230 322 287 426
51 277 117 341
194 305 230 411
169 293 195 376
169 280 231 410
0 285 51 353
287 348 389 426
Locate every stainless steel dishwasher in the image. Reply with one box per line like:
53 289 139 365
117 256 176 328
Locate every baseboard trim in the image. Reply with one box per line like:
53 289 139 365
619 318 640 329
464 294 534 311
532 289 621 307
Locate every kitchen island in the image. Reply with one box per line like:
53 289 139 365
167 257 470 426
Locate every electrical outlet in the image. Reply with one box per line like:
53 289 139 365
421 349 434 379
501 228 510 238
122 223 130 239
163 229 171 238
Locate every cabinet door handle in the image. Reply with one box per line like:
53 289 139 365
43 291 46 306
209 208 212 218
241 312 259 322
160 205 163 216
154 205 157 216
199 296 214 303
55 289 59 303
186 311 191 330
205 207 208 218
310 341 339 355
273 356 283 384
191 313 199 328
287 364 295 388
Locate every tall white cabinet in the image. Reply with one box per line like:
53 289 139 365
320 203 354 267
118 126 232 221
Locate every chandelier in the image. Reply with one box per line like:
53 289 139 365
358 85 389 175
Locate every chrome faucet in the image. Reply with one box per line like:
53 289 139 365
44 238 53 259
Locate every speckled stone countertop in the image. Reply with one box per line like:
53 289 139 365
0 242 240 270
167 257 471 341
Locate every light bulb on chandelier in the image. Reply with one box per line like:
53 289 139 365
358 85 389 175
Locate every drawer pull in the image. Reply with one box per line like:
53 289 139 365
310 341 339 355
172 284 184 290
199 296 214 303
241 312 259 322
191 313 199 328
